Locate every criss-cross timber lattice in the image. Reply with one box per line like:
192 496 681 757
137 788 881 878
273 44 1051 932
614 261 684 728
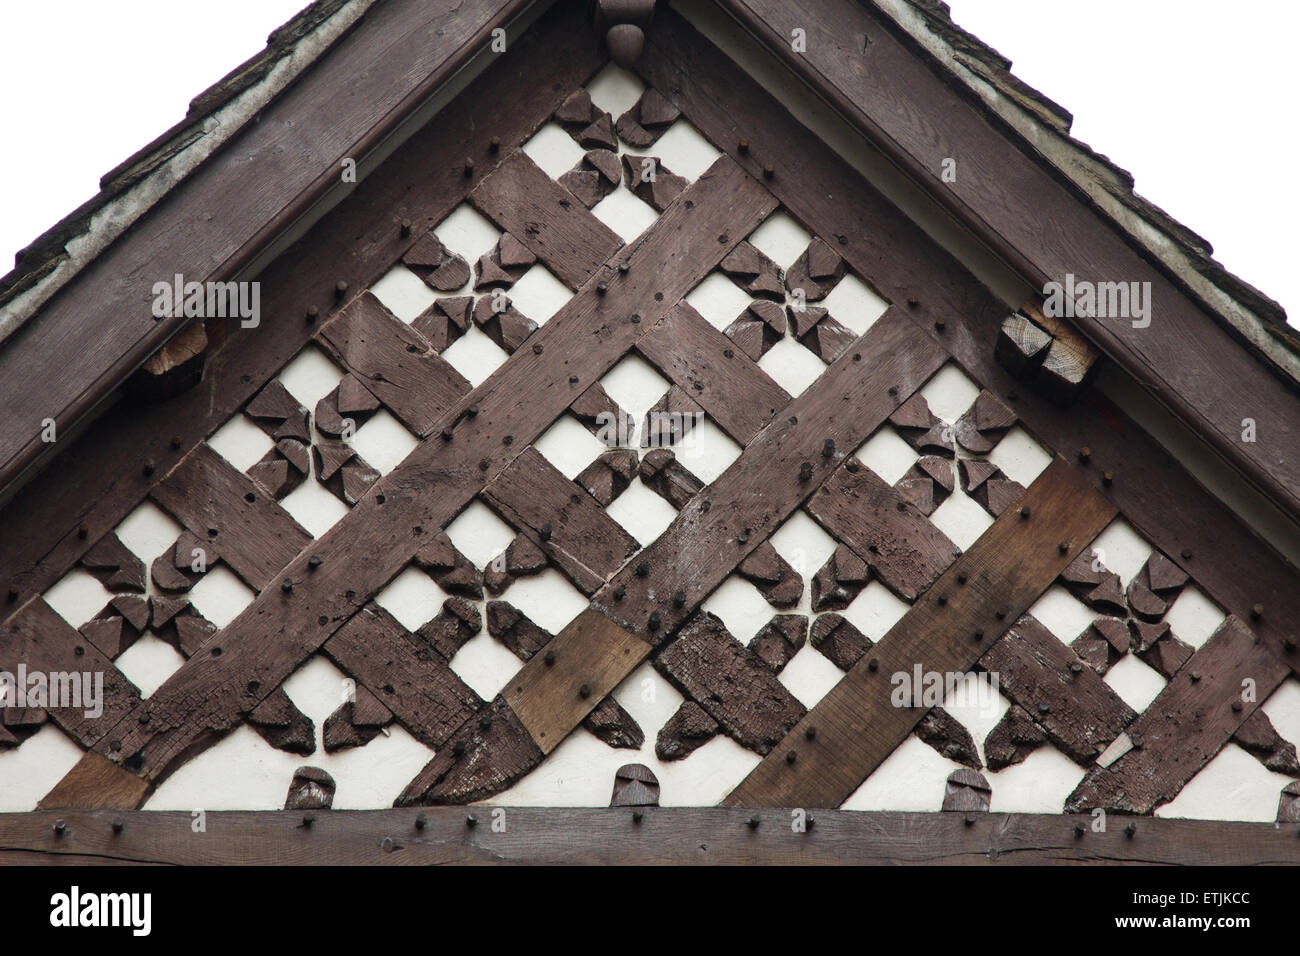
23 59 1298 820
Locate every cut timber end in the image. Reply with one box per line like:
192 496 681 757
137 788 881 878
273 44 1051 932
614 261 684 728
995 301 1099 404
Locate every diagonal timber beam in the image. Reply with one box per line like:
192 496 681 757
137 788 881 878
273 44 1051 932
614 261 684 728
0 2 601 615
724 458 1116 808
1067 615 1293 815
640 8 1300 693
470 151 625 290
42 156 776 807
397 308 948 802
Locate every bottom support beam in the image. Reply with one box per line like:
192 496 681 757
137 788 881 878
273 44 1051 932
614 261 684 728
2 808 1296 866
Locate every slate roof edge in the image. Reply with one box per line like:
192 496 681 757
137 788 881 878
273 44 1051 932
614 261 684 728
874 0 1300 382
0 0 382 345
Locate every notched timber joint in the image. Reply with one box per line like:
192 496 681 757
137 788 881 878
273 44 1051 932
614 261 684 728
996 300 1099 405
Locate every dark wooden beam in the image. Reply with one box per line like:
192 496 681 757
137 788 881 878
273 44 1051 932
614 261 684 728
314 293 471 438
482 448 639 594
0 2 601 616
636 302 789 444
404 310 945 798
0 0 548 497
470 151 625 290
726 459 1116 808
639 10 1300 689
712 0 1300 524
149 444 312 592
1 808 1295 865
1068 616 1293 814
45 158 775 799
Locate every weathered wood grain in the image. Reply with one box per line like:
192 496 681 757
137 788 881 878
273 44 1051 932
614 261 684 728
322 604 482 751
636 302 790 443
482 448 639 595
726 459 1116 808
2 808 1295 866
1067 616 1293 814
806 465 959 602
149 444 312 592
504 609 650 754
52 158 774 794
982 614 1135 764
470 151 625 290
655 612 805 754
0 1 601 618
708 0 1300 521
641 10 1300 690
0 0 554 496
314 292 471 437
37 753 152 812
0 600 139 748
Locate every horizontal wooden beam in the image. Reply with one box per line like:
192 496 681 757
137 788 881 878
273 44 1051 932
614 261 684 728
2 808 1295 865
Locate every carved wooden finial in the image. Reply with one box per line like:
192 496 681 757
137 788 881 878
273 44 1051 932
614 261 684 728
595 0 656 68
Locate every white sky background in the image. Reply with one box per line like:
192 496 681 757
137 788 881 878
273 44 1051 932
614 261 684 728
0 0 1295 323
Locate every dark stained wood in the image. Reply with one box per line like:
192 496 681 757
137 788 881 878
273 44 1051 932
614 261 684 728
809 613 873 671
637 302 790 444
655 701 719 761
738 542 803 609
1232 708 1300 775
599 311 946 642
708 0 1300 522
470 151 625 290
983 704 1048 771
749 614 807 673
982 615 1135 765
323 685 393 753
583 697 645 750
58 158 773 791
807 466 959 602
247 689 316 756
482 448 639 595
916 709 982 767
0 2 602 619
575 449 639 506
4 808 1296 866
655 612 805 755
0 0 556 498
638 449 703 511
641 8 1300 690
322 604 482 751
430 312 943 788
0 600 140 748
726 459 1116 808
395 697 543 806
314 292 471 437
149 444 311 592
1067 616 1293 814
